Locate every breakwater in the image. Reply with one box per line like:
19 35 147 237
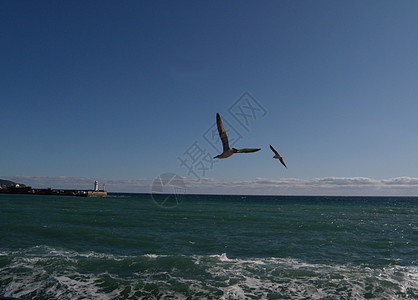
0 187 107 197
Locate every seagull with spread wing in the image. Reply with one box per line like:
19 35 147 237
213 113 261 159
269 144 287 168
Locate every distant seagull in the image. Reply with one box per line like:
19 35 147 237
270 144 287 168
214 113 261 159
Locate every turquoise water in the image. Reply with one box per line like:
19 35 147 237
0 194 417 299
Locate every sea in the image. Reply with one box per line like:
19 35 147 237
0 193 416 299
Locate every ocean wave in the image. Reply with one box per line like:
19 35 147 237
1 247 417 299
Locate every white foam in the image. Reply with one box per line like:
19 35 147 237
143 254 168 259
220 284 246 300
53 273 118 300
209 253 231 262
1 247 417 299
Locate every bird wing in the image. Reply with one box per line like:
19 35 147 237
279 157 287 168
216 113 230 152
236 148 261 153
269 144 279 156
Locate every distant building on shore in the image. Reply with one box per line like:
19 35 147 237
0 179 107 197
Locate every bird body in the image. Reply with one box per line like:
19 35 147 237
214 113 261 159
270 144 287 168
214 148 237 159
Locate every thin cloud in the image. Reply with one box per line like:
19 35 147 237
381 177 418 186
309 177 379 186
184 176 418 196
3 175 418 196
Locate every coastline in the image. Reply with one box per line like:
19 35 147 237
0 187 107 197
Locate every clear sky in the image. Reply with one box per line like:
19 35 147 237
2 1 418 195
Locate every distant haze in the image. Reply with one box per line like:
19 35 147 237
4 175 418 197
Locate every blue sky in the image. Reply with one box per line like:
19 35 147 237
2 1 418 195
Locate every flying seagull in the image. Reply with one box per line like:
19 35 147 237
270 144 287 168
214 113 261 159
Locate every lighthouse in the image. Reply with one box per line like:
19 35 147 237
86 180 107 197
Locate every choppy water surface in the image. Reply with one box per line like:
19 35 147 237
0 194 417 299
